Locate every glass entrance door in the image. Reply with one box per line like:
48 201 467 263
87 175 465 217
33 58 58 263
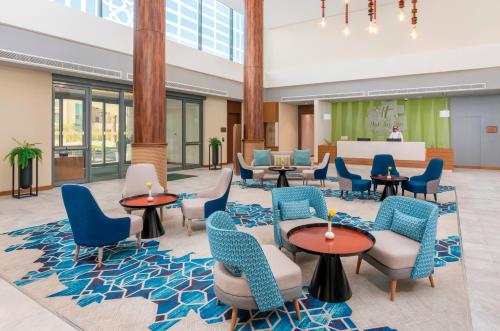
90 89 121 180
53 86 87 184
184 101 202 168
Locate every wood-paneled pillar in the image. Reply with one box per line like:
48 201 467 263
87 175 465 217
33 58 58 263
243 0 265 163
132 0 167 188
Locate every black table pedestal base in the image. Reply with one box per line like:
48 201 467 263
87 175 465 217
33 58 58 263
309 254 352 303
142 207 165 239
381 183 397 201
276 173 289 188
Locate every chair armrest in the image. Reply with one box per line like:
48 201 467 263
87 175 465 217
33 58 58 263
338 177 353 191
426 178 441 194
197 189 213 199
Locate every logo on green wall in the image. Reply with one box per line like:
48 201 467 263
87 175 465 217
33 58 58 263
366 101 406 135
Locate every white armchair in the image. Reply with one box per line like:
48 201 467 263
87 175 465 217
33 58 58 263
181 168 233 236
122 164 165 219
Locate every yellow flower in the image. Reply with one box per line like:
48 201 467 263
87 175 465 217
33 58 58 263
146 181 153 189
388 166 393 171
328 208 336 217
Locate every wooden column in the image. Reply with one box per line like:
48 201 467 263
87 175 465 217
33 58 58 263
132 0 167 188
243 0 265 163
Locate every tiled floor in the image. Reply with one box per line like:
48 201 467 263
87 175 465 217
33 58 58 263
0 165 499 330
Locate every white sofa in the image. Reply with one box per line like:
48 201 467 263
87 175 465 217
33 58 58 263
250 151 315 174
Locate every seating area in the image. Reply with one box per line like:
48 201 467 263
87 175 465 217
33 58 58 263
1 1 500 330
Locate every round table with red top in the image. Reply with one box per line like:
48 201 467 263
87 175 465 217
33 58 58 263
287 223 375 302
119 193 179 239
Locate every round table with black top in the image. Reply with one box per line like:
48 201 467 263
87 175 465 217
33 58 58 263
268 166 297 188
287 223 375 303
370 175 409 201
119 193 179 239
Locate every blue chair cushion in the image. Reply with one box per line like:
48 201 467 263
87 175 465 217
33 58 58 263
352 179 371 192
390 209 426 242
253 150 272 166
224 264 242 277
293 149 311 166
280 199 312 220
402 180 427 193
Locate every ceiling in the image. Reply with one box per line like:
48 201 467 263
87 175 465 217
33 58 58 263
263 0 395 29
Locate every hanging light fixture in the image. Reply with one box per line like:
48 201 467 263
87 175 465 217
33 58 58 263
373 0 379 34
320 0 326 27
411 0 418 39
398 0 405 22
344 0 350 36
440 95 451 118
368 0 375 34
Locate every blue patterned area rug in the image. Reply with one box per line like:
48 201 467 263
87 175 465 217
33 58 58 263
0 195 461 330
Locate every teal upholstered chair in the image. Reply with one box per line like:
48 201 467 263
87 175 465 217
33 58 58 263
207 211 302 330
402 158 444 201
356 196 439 301
272 186 328 261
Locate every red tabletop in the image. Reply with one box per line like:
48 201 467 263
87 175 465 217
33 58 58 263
119 193 179 209
288 224 375 256
268 166 297 172
370 175 409 183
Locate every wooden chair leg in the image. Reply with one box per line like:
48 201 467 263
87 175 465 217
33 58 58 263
401 189 405 196
390 280 397 301
187 219 193 236
74 245 80 262
215 298 220 306
292 252 297 263
97 247 104 268
424 193 427 200
429 274 435 288
434 193 438 202
356 255 362 274
230 307 238 331
182 215 186 227
136 233 142 248
293 299 301 321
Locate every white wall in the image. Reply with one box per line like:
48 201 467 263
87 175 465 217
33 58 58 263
264 0 500 87
313 100 332 163
278 103 298 151
203 97 228 166
0 0 243 83
0 65 52 192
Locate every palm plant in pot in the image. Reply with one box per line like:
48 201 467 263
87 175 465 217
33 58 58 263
4 139 42 189
209 137 222 168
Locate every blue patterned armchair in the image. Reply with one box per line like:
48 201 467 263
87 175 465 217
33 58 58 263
335 157 371 198
272 186 328 261
371 154 400 192
61 185 143 268
402 158 444 201
181 168 233 236
207 211 302 330
236 152 265 186
356 196 439 301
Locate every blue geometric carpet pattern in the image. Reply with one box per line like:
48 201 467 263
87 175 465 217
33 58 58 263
233 176 338 191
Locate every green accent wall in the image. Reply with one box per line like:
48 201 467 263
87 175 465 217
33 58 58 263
331 97 451 148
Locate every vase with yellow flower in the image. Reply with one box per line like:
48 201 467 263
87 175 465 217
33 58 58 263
146 181 154 202
387 166 393 179
325 208 336 240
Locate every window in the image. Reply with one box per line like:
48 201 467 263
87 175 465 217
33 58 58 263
51 0 244 63
166 0 200 49
201 0 231 59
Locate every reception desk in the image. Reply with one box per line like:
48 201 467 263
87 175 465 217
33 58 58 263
337 141 426 161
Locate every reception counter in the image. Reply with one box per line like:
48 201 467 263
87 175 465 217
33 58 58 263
337 141 426 161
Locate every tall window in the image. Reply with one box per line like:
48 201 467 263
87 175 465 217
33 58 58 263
51 0 244 63
166 0 200 49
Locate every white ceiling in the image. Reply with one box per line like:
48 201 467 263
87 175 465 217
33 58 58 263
264 0 395 29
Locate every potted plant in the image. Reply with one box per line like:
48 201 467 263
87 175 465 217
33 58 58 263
4 139 42 189
209 137 222 168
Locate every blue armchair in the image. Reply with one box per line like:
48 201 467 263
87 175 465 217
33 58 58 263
402 158 444 201
181 168 233 236
302 153 330 186
272 186 328 261
371 154 400 192
335 157 371 198
236 152 264 187
207 211 302 330
61 184 143 268
356 196 439 301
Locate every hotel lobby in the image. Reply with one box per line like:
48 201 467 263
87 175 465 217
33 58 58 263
0 0 500 330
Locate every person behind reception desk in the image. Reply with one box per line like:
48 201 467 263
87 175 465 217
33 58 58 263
388 126 404 141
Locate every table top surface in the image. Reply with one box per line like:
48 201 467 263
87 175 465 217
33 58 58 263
287 223 375 256
119 193 179 208
370 175 409 183
268 166 297 172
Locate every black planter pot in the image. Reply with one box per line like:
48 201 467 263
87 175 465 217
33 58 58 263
211 145 219 167
19 159 33 189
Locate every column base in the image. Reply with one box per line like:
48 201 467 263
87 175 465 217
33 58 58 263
131 143 168 189
243 140 265 165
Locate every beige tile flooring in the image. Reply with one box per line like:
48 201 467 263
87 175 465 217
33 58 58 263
0 165 498 330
